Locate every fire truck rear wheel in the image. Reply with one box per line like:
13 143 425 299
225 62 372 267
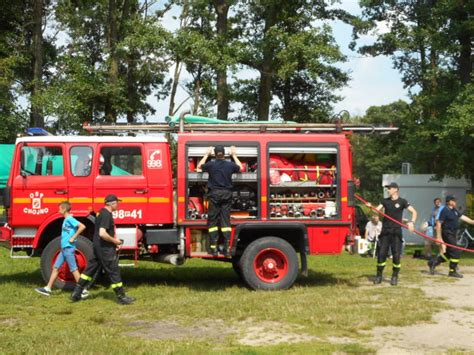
40 236 94 291
240 237 298 290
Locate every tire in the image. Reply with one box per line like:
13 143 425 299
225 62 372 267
40 236 93 290
240 237 299 290
232 256 243 279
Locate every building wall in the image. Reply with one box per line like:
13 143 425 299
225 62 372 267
382 174 472 244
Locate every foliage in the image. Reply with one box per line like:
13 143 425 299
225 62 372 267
352 0 473 193
234 0 349 121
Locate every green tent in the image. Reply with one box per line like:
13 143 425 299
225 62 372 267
0 145 14 189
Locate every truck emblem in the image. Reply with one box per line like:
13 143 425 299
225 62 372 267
24 192 49 215
147 149 162 169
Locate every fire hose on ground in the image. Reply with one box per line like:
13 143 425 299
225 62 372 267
354 193 474 253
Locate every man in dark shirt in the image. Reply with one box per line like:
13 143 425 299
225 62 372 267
369 182 417 286
428 195 474 278
71 195 135 304
197 145 242 257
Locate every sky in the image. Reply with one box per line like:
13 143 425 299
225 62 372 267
142 0 410 122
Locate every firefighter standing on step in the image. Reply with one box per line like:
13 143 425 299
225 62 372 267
70 194 135 304
368 182 417 286
197 145 242 257
428 195 474 278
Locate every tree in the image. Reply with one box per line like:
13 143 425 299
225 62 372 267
351 100 413 201
353 0 473 186
236 0 348 121
42 0 170 129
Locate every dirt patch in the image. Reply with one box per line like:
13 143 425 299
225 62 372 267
236 320 317 346
0 318 19 327
370 266 474 354
124 318 320 346
125 319 234 341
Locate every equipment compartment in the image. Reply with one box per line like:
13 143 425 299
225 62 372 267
268 146 339 219
186 145 259 221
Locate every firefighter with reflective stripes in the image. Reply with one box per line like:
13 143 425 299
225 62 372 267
197 145 242 257
429 195 474 278
369 182 417 286
71 195 135 304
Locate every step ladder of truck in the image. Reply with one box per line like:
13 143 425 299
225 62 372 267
10 235 35 259
10 247 34 259
9 229 36 259
83 113 398 135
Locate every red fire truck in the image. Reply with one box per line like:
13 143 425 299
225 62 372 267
0 115 395 290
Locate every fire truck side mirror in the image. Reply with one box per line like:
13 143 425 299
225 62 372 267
347 180 355 207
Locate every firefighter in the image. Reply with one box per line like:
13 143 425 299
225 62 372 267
70 195 135 304
369 182 417 286
196 145 242 257
428 195 474 277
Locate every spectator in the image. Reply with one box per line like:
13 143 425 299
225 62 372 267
35 201 86 296
424 197 444 258
365 214 382 257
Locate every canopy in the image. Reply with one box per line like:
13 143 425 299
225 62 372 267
0 145 14 189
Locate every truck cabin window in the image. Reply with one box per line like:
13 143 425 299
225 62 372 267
20 146 64 176
70 146 93 177
99 146 142 176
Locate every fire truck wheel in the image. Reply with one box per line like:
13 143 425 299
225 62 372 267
40 236 94 291
231 257 243 280
240 237 298 290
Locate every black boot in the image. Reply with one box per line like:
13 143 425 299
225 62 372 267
390 269 399 286
70 282 85 302
428 256 441 275
374 267 383 284
448 268 463 278
114 287 135 305
207 235 218 257
221 240 231 258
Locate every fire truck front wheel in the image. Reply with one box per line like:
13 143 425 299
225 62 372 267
40 236 94 290
240 237 298 290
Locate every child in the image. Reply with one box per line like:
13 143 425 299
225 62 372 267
35 201 86 296
365 214 382 257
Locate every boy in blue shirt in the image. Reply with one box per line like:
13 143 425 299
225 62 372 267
35 201 86 296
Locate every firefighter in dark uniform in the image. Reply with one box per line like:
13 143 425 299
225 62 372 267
369 182 417 286
197 145 242 257
428 195 474 277
71 195 135 304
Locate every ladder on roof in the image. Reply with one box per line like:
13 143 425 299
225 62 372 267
83 113 398 135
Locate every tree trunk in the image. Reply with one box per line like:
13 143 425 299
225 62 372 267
168 61 182 116
213 0 230 120
105 0 119 122
169 1 189 116
123 0 139 123
192 66 203 115
30 0 44 127
257 4 277 121
456 1 471 85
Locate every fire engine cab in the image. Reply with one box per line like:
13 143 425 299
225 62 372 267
0 115 396 290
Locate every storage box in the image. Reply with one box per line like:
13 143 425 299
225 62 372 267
353 236 369 254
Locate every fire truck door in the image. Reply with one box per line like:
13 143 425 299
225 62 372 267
93 144 149 224
11 143 69 226
144 143 173 224
67 145 96 213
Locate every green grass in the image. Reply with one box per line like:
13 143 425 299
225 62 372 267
0 245 472 354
